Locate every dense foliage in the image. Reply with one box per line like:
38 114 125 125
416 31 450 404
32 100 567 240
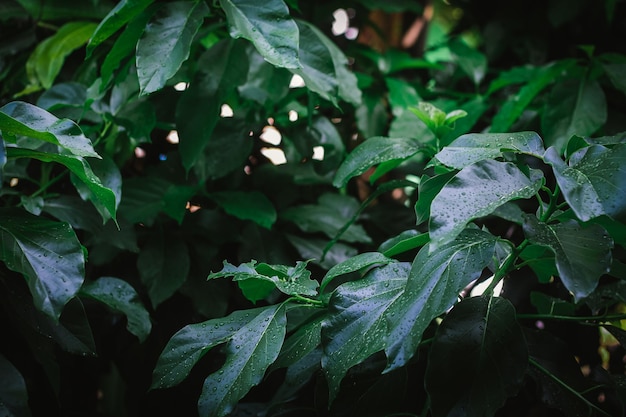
1 0 626 416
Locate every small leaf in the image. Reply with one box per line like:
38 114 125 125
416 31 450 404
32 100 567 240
434 131 545 169
426 296 528 417
220 0 300 69
322 262 409 402
378 230 430 257
320 252 395 292
545 144 626 221
384 229 511 371
198 304 287 417
0 101 99 158
0 353 30 417
333 136 421 188
136 1 209 95
80 277 151 342
210 191 277 229
414 172 456 226
430 159 543 249
523 216 613 301
0 208 85 321
449 38 487 85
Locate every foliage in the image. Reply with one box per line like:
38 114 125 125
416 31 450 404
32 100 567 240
1 0 626 416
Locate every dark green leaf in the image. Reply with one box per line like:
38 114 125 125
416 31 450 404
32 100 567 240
286 234 357 270
137 232 189 308
530 292 575 316
603 62 626 95
220 0 300 69
210 191 277 229
193 122 252 182
0 101 99 158
430 159 543 249
118 176 170 226
80 277 151 342
385 229 510 370
198 304 286 417
43 196 104 232
238 45 292 105
519 244 558 283
273 315 323 370
0 353 30 417
136 1 209 95
0 208 84 321
379 230 430 257
70 155 121 223
322 262 409 402
414 172 456 226
449 38 487 85
426 296 528 417
542 78 607 151
20 195 44 216
434 131 545 169
523 216 613 301
545 144 626 221
320 252 395 293
385 77 420 117
333 137 421 188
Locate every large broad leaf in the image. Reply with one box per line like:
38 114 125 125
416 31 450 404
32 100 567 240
384 228 511 371
198 304 287 417
136 1 209 96
87 0 155 56
220 0 299 69
70 155 122 223
176 38 249 171
333 136 421 188
137 232 190 308
523 216 613 301
429 159 543 249
0 208 84 321
210 191 277 229
434 131 545 169
322 262 409 402
0 101 99 158
25 21 96 90
545 144 626 221
193 122 252 182
7 148 117 220
320 252 395 292
0 353 30 417
542 78 607 151
80 277 152 342
426 296 528 417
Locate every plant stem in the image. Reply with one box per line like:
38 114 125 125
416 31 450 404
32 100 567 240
485 239 529 295
31 170 67 198
517 313 626 322
287 294 325 307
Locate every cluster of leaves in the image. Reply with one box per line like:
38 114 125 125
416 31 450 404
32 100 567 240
1 0 626 416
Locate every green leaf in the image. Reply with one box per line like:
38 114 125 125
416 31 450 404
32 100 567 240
385 77 421 117
136 1 209 96
333 137 421 188
378 230 430 257
0 353 30 417
210 191 277 229
523 216 613 301
137 232 190 308
449 38 487 85
542 78 607 151
434 131 545 169
602 62 626 96
320 252 395 293
25 22 97 90
7 148 117 220
384 229 510 370
152 308 265 389
425 296 528 417
80 277 152 342
414 172 456 226
220 0 300 69
70 155 121 223
198 304 287 417
192 122 252 182
0 101 99 158
87 0 155 57
176 38 249 171
322 262 409 402
545 144 626 221
273 314 323 369
0 208 85 321
430 159 543 249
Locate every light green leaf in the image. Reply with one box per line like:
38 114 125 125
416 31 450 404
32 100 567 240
210 191 277 229
7 148 117 220
545 144 626 221
87 0 155 57
425 296 528 417
322 262 409 402
434 131 545 169
430 159 543 249
0 353 30 417
449 38 487 85
198 304 287 417
80 277 152 342
385 229 511 370
385 77 421 117
320 252 395 293
136 1 209 95
0 101 99 158
523 216 613 301
25 21 97 90
0 208 85 321
542 78 607 151
220 0 300 69
333 136 421 188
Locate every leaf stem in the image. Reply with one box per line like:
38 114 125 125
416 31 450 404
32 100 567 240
287 294 325 307
517 313 626 322
31 171 68 198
